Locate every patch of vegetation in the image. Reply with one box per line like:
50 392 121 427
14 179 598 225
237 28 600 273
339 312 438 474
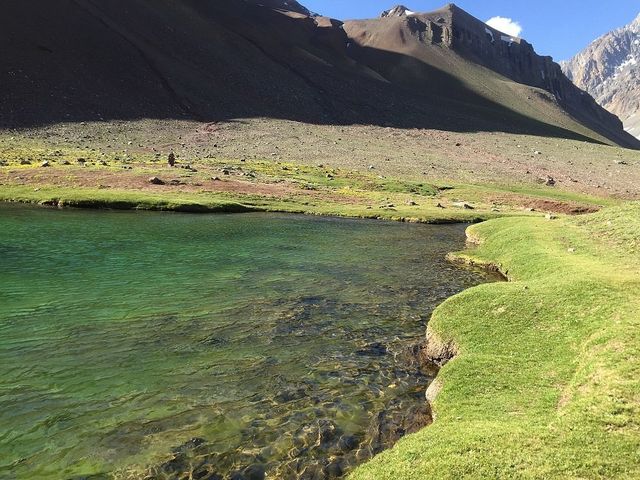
0 142 613 224
350 203 640 479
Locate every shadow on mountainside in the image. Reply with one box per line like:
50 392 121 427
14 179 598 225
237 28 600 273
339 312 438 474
0 0 609 146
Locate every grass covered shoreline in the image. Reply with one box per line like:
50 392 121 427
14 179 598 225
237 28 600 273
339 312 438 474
350 203 640 479
1 158 638 478
0 154 613 224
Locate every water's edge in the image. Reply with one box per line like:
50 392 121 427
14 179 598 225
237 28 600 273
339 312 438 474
422 236 510 417
0 198 487 225
0 201 500 479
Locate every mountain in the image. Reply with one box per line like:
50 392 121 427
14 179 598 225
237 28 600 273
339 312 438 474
561 13 640 138
1 0 356 126
1 0 637 148
344 4 638 148
381 5 418 17
245 0 311 15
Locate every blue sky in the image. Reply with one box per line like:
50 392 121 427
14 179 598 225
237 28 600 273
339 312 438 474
303 1 639 60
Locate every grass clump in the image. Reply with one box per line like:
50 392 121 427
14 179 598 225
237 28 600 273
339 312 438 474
350 203 640 479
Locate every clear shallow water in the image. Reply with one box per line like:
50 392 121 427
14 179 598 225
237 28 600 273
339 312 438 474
0 205 495 479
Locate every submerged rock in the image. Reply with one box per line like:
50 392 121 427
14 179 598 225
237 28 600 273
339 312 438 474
317 419 341 447
356 342 387 356
323 457 345 478
274 386 308 404
336 434 359 453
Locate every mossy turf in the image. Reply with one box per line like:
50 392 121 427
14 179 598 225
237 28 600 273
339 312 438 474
0 152 612 223
349 203 640 479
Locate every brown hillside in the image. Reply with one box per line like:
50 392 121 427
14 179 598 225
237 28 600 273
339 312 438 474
0 0 637 148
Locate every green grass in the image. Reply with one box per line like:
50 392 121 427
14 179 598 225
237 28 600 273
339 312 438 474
0 183 491 223
350 203 640 479
0 151 613 224
1 148 638 478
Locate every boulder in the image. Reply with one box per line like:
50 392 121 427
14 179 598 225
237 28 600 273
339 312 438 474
148 176 165 185
452 201 474 209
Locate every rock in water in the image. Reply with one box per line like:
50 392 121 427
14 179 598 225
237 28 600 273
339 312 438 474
336 434 359 453
356 342 388 356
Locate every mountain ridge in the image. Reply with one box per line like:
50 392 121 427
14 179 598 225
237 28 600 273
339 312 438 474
345 3 638 147
562 12 640 138
0 0 637 148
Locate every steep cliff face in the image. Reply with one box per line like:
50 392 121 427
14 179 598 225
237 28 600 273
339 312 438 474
561 14 640 138
446 5 630 145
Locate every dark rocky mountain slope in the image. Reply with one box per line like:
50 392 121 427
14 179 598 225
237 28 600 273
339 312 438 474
561 13 640 138
1 0 637 148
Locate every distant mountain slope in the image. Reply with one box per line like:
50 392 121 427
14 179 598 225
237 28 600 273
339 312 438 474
1 0 360 126
344 4 638 148
562 13 640 138
1 0 637 148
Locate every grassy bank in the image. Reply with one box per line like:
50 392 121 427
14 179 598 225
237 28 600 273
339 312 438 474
0 154 612 223
350 203 640 479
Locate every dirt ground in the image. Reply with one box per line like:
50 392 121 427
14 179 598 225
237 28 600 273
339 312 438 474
2 117 639 202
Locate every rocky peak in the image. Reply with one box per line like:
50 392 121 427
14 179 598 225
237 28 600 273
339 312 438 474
244 0 311 16
562 12 640 138
381 5 416 18
347 3 631 145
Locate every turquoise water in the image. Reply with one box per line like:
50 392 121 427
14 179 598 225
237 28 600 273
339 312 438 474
0 205 494 479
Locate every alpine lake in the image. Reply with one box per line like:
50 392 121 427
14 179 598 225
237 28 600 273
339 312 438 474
0 205 498 479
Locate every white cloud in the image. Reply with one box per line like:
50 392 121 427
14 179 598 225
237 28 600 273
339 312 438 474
486 16 523 38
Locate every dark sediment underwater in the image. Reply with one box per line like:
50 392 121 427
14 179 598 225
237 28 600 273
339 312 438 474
0 205 497 479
